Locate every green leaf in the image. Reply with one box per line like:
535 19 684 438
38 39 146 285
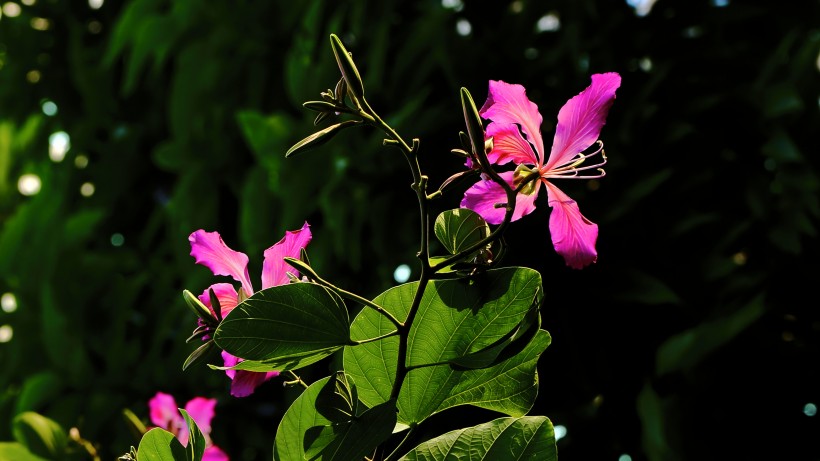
12 412 68 459
285 120 360 158
273 375 396 461
398 416 556 461
180 409 206 461
137 428 187 461
433 208 490 255
344 268 548 424
406 267 542 367
214 283 351 363
0 442 49 461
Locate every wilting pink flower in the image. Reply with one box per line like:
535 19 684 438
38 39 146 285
189 222 312 396
148 392 229 461
461 73 621 269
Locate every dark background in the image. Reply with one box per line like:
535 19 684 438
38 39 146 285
1 0 818 460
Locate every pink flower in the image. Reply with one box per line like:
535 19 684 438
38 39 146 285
189 222 312 396
148 392 229 461
461 74 621 269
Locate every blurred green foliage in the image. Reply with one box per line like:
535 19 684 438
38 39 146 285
0 0 818 460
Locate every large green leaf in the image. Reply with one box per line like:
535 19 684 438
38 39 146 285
12 412 68 460
137 428 187 461
214 283 351 363
273 374 396 461
398 416 557 461
344 267 547 424
433 208 490 255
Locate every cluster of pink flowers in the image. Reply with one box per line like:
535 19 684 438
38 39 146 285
148 392 228 461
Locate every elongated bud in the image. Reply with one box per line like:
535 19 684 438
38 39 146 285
183 290 217 325
330 34 365 102
283 257 319 280
460 87 488 168
286 120 360 157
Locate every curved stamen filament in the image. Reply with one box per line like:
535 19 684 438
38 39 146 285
542 141 607 179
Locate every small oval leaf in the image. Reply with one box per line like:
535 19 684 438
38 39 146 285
434 208 490 255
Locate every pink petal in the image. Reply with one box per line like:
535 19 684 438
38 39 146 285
203 445 230 461
545 72 621 171
183 397 217 437
197 283 239 319
189 230 254 298
220 351 279 398
148 392 182 430
261 222 312 289
544 182 599 269
479 80 545 162
484 123 540 166
461 171 539 225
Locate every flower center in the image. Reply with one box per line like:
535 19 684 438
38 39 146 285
512 164 541 195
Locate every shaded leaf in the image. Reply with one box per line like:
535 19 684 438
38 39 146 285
179 409 206 461
214 283 351 363
12 412 68 460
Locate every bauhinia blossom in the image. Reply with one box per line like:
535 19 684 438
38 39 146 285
189 222 312 397
148 392 229 461
461 73 621 269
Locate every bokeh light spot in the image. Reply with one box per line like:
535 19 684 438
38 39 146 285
21 0 33 4
75 154 89 169
456 19 472 36
804 403 817 417
441 0 463 11
0 325 12 343
30 17 49 30
711 0 729 6
49 131 70 162
626 0 658 17
42 100 58 116
18 174 41 196
2 2 21 17
619 455 633 461
393 264 411 283
1 293 17 313
536 13 560 32
26 70 41 83
88 0 103 9
80 182 95 197
554 425 567 441
111 233 125 247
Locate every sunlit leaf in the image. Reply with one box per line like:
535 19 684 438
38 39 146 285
180 409 206 461
137 428 187 461
273 375 396 461
344 267 547 424
398 416 556 461
434 208 490 255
